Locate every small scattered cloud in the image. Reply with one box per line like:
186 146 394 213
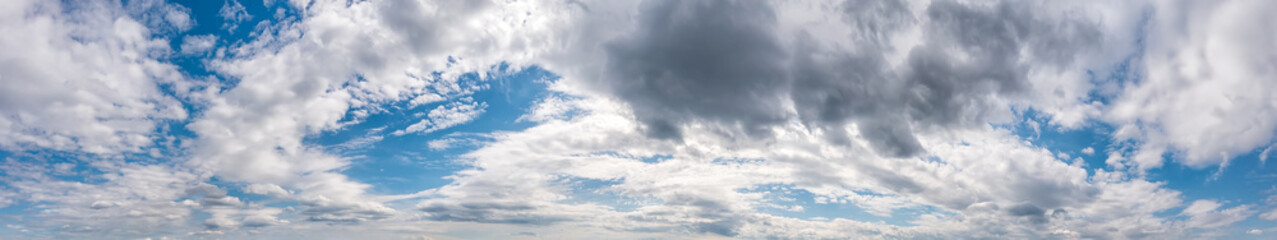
180 34 218 55
219 0 251 32
393 101 487 136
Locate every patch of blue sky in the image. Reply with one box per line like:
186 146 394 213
1160 147 1277 237
639 154 674 164
1007 109 1274 197
163 0 287 96
1006 108 1115 174
1006 106 1277 238
308 66 560 195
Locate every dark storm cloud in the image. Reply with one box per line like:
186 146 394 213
603 0 790 140
597 0 1101 157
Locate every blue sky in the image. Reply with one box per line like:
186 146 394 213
2 0 1277 239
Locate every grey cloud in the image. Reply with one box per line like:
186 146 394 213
203 217 238 230
594 0 1103 157
299 202 394 223
842 0 913 42
186 184 245 207
618 190 753 237
241 216 284 228
378 0 441 55
603 0 790 140
665 193 747 237
1005 203 1047 223
201 195 244 207
418 201 572 225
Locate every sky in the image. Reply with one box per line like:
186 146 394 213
1 0 1277 239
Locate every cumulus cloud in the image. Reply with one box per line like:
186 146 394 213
1106 0 1277 169
547 0 1116 158
0 0 188 154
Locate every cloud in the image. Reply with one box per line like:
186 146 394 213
219 0 251 32
184 0 545 224
1261 208 1277 220
180 34 218 55
0 0 188 154
517 95 577 123
560 0 1110 158
1181 200 1255 229
400 94 1189 238
243 183 291 197
394 100 487 136
0 159 202 238
1106 0 1277 169
598 0 790 140
124 0 194 32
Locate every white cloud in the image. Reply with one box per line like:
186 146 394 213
1181 200 1255 229
0 0 188 154
243 183 291 198
1260 208 1277 220
0 159 203 239
517 95 576 123
1105 0 1277 170
1262 145 1275 165
219 0 251 32
394 101 486 136
400 92 1198 238
180 34 218 55
0 191 13 209
427 139 458 151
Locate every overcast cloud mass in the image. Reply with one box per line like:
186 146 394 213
2 0 1277 239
